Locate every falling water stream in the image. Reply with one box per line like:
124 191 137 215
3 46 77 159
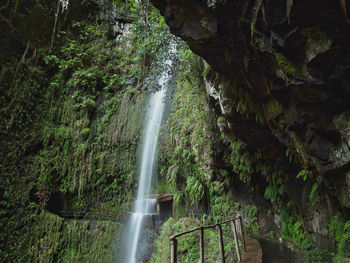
123 43 176 263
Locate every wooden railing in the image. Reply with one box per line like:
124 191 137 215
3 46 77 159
170 217 246 263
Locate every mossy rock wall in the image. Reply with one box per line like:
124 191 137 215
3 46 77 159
0 2 152 261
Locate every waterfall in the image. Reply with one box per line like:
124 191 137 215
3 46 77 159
122 42 176 263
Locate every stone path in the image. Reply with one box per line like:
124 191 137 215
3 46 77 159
241 237 262 263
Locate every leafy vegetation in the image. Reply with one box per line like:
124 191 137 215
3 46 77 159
307 249 328 263
309 183 320 206
229 137 287 202
0 1 168 260
244 205 260 235
297 170 311 181
31 20 146 205
280 208 312 249
329 214 350 258
157 47 215 214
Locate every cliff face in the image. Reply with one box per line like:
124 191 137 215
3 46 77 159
151 0 350 254
0 1 154 261
151 0 350 175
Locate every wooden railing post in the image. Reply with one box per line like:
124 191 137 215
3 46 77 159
238 216 246 252
200 227 204 263
171 238 177 263
170 217 245 263
216 224 226 263
231 221 241 262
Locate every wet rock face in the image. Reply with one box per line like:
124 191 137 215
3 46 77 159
151 0 350 175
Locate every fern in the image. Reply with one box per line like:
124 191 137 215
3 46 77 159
296 170 310 181
329 215 350 257
339 221 350 257
280 209 312 249
244 205 260 235
309 183 319 206
264 185 278 201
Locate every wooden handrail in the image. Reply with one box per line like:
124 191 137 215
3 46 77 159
170 217 240 240
170 216 245 263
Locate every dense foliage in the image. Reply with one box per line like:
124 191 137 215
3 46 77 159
0 21 140 263
0 0 173 260
329 215 350 258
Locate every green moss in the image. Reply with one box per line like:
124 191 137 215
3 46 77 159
0 15 153 261
26 211 121 262
158 47 215 211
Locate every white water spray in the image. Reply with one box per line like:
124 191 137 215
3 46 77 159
123 43 176 263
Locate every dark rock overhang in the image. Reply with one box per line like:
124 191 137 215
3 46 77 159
151 0 350 174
